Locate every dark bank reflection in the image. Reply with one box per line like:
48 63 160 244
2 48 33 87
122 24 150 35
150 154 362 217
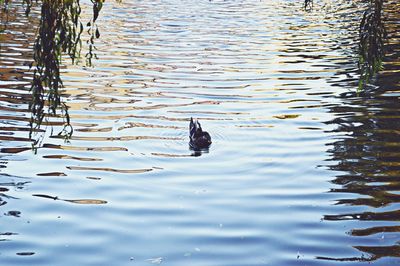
0 0 38 226
0 171 30 245
323 1 400 262
0 178 30 208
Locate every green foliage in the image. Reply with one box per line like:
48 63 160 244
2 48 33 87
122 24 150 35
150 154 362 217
26 0 103 142
358 0 386 92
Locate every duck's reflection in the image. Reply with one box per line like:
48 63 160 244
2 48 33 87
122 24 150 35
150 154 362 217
190 146 210 157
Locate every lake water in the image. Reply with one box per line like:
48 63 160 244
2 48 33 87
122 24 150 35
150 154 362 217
1 0 400 265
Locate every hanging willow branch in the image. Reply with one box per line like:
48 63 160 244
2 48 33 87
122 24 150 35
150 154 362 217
27 0 103 142
358 0 386 91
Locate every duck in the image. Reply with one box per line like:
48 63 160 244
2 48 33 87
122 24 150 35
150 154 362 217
189 117 212 150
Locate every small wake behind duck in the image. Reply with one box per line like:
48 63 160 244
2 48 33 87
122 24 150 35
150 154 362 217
189 117 212 151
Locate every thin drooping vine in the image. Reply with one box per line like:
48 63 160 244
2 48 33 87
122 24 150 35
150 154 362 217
358 0 386 91
86 0 103 66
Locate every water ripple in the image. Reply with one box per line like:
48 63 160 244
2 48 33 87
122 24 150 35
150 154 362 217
1 0 399 265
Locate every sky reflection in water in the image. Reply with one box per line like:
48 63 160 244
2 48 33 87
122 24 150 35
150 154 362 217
0 0 400 265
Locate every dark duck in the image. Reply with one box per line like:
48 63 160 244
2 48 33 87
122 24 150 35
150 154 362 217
189 117 212 150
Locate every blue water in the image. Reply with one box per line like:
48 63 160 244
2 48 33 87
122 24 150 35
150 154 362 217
1 0 400 265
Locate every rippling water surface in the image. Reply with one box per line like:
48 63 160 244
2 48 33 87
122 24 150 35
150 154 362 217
1 0 400 265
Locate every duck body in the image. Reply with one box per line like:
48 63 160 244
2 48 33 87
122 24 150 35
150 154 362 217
189 117 212 150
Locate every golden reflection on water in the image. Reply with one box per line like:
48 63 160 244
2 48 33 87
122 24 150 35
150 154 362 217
33 194 107 205
151 152 193 158
36 172 67 176
118 122 183 131
66 166 154 174
43 155 103 161
42 143 128 152
53 135 182 141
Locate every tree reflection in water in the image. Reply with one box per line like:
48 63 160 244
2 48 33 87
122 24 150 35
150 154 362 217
323 1 400 262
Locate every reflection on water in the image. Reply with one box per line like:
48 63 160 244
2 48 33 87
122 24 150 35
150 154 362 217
1 0 400 265
323 1 400 262
32 194 107 205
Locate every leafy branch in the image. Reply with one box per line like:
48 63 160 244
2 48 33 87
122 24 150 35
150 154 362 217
26 0 103 144
358 0 386 91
